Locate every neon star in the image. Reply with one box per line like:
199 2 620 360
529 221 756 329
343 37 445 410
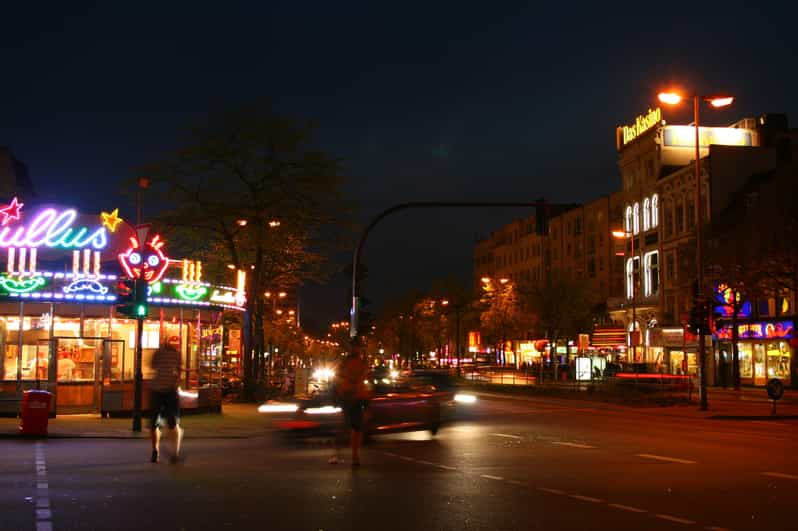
0 197 24 226
101 208 123 232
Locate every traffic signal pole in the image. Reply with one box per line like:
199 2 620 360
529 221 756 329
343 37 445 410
132 314 144 431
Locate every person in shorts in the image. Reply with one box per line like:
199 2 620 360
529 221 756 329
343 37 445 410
330 343 371 466
149 337 183 464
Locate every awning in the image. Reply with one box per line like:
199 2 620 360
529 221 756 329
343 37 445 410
591 327 626 348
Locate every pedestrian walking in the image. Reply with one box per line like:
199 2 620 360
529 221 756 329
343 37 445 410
150 337 183 464
329 342 372 467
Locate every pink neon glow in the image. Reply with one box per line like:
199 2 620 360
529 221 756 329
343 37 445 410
118 234 170 284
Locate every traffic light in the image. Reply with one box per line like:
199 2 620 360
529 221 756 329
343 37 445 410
116 278 148 318
133 278 148 318
116 278 136 317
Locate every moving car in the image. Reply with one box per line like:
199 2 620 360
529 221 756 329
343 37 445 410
281 369 459 438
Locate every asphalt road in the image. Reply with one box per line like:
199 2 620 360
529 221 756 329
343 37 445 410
2 396 797 531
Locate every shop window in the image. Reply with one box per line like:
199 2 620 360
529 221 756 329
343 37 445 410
643 198 651 231
738 343 753 378
767 341 791 379
633 203 640 234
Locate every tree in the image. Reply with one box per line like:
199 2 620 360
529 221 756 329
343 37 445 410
139 106 348 395
528 276 595 363
479 280 523 365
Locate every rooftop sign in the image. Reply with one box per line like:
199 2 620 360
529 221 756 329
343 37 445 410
617 108 662 150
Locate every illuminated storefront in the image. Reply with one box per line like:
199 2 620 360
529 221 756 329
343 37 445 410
715 320 793 386
0 198 246 415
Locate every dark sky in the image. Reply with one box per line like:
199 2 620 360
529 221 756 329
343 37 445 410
2 2 797 333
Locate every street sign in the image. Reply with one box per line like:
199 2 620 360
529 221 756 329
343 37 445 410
766 378 784 401
135 223 151 247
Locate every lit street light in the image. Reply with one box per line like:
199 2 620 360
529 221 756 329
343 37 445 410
658 89 734 411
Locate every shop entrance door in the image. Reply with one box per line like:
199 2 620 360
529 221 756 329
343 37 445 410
100 339 126 414
53 337 106 414
753 343 767 386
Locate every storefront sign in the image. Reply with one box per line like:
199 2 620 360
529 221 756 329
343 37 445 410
576 357 592 381
617 108 662 149
663 125 753 148
715 320 794 340
0 199 109 250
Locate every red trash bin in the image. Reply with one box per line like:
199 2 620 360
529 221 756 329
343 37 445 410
19 390 52 436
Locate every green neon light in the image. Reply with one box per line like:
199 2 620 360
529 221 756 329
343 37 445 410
150 281 163 295
136 304 147 317
0 275 46 294
174 284 208 301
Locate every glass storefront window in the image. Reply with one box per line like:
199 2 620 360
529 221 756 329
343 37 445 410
754 343 766 382
767 341 790 380
738 343 752 378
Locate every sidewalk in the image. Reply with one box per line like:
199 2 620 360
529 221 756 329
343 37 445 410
471 386 798 421
0 403 274 439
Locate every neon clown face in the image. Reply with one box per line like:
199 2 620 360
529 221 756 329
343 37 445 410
118 235 169 283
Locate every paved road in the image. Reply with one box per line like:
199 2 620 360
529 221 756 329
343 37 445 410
2 396 796 530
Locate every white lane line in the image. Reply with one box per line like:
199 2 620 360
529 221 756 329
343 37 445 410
34 442 51 531
399 456 415 462
568 494 603 503
552 441 596 449
608 503 646 513
480 474 504 481
384 452 398 457
655 514 696 525
636 453 697 465
437 464 457 471
416 460 435 466
491 433 522 440
762 471 798 480
507 480 524 486
537 487 566 495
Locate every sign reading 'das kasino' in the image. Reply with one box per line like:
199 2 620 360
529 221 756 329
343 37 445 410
617 108 662 149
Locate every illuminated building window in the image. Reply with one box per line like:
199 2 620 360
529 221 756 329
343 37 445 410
651 194 659 227
643 198 651 231
624 206 632 233
626 258 634 299
644 251 659 296
633 203 640 234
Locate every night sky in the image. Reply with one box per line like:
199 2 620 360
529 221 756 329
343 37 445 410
2 2 797 333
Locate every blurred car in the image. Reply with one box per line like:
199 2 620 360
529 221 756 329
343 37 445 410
280 369 461 438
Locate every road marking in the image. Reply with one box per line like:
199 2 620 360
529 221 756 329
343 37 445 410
437 464 457 471
637 453 696 465
480 474 504 481
608 503 646 513
399 456 415 462
507 479 524 486
384 452 398 457
569 494 603 503
762 471 798 480
537 487 566 495
552 441 596 449
750 420 788 427
491 433 522 440
655 514 696 525
34 442 52 531
416 460 435 466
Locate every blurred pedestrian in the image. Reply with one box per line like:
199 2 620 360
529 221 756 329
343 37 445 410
329 342 372 467
150 337 183 464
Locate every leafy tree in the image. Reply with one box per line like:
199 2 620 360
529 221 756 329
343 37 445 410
479 280 523 364
528 276 595 362
138 106 348 394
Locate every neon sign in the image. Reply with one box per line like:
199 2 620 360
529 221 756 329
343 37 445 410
209 289 235 304
0 275 46 294
100 208 123 232
715 320 793 340
0 204 108 250
118 235 169 284
63 278 109 295
618 108 662 149
175 284 208 301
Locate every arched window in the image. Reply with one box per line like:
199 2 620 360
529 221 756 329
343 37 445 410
643 197 651 231
624 206 632 233
633 203 640 234
626 258 634 299
651 194 659 228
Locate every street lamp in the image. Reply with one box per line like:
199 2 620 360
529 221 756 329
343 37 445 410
612 229 638 363
658 90 734 411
